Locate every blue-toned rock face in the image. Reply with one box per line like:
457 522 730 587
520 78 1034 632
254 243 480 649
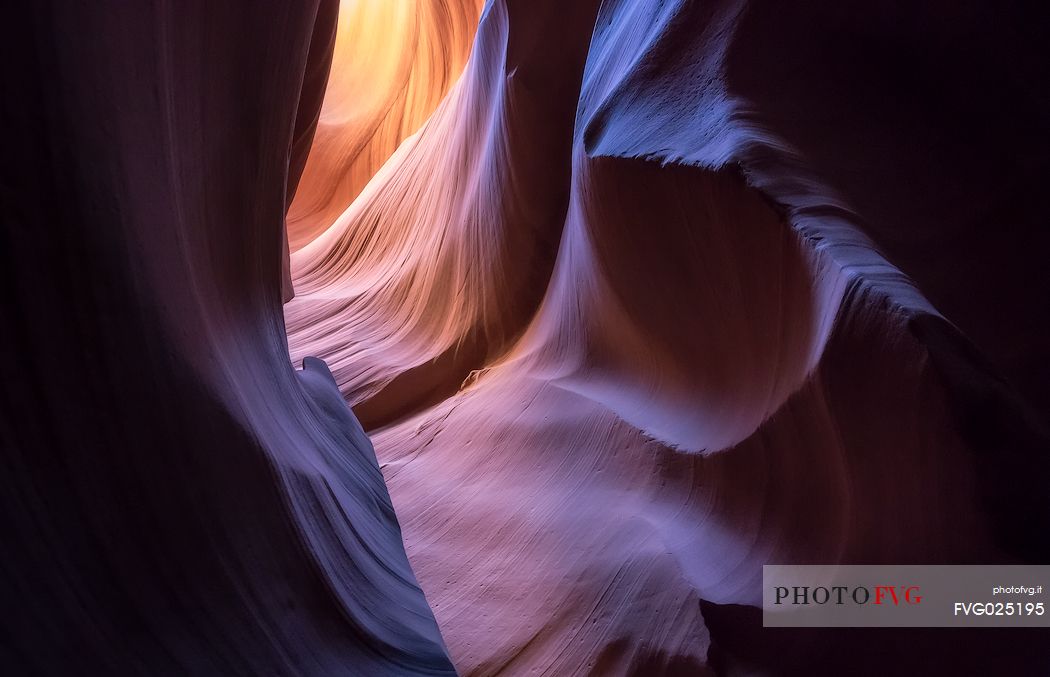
3 1 1048 675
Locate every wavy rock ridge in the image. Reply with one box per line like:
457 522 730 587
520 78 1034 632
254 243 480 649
3 0 1048 675
287 0 1050 674
3 1 453 674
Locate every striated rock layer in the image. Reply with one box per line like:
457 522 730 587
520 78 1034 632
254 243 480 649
3 0 1049 675
286 0 486 253
287 0 1050 675
2 1 454 675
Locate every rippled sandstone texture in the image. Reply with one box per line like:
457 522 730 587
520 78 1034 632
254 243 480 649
287 0 1050 675
3 1 454 674
3 0 1050 676
286 0 486 253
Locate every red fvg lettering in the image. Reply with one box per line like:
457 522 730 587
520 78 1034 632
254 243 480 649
875 586 898 605
874 586 922 605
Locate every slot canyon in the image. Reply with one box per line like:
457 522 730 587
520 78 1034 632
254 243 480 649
3 1 1049 675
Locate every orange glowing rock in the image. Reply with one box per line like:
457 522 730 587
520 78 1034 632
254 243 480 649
286 0 485 252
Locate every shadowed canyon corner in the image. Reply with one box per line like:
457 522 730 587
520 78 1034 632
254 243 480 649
2 1 1049 675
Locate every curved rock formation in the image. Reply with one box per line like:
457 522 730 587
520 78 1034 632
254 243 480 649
287 0 1050 674
286 0 485 252
3 1 453 674
5 0 1049 675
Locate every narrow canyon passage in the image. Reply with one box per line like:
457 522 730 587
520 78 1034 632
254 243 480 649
4 1 1048 676
284 1 1050 675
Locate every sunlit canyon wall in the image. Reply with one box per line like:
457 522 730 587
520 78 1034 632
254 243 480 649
3 0 1049 676
286 0 1050 674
